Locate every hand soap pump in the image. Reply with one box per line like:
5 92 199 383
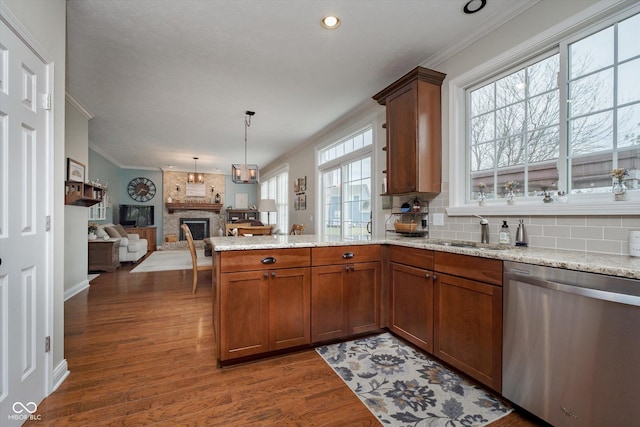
499 220 511 245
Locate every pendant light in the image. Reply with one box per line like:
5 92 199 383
187 157 204 184
232 111 259 184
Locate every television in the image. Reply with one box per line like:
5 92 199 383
119 205 154 227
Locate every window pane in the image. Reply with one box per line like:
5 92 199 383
618 103 640 148
618 59 640 105
528 127 560 163
528 91 559 128
571 153 613 193
470 112 494 144
496 166 524 199
569 68 614 117
497 136 525 167
363 129 372 146
470 142 495 171
471 83 495 116
528 54 559 96
342 158 371 241
618 12 640 62
496 102 525 138
496 70 526 108
569 26 614 79
569 111 613 155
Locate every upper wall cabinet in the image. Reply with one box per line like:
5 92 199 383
373 67 446 195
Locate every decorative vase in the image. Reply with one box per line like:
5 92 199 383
506 190 515 205
478 192 486 206
88 232 97 240
613 180 627 201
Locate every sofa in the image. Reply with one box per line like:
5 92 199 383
95 223 148 263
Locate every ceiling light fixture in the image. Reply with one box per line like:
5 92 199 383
321 15 341 29
463 0 487 14
187 157 204 184
232 111 259 184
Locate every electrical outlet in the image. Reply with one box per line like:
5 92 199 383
432 213 444 226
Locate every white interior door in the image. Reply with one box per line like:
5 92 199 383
0 16 51 426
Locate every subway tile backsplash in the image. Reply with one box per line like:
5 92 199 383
424 183 640 256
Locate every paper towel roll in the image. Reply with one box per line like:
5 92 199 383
629 230 640 257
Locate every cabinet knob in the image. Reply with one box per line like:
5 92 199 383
344 265 350 271
350 265 355 271
432 275 438 281
263 272 268 278
271 272 276 278
425 273 431 279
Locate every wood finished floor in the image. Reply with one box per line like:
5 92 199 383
28 259 543 426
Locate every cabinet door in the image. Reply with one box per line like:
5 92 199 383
347 261 381 335
389 262 434 352
268 267 310 350
386 83 418 194
434 273 502 392
311 265 347 342
220 270 269 360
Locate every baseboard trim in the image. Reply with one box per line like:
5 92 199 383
51 359 69 393
64 279 89 301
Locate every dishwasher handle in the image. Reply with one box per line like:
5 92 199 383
505 271 640 307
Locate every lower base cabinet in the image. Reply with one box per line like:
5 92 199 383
217 248 311 362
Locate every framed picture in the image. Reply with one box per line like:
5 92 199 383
186 182 205 197
67 158 85 182
293 180 299 193
235 192 249 209
294 195 300 210
299 176 306 192
299 194 306 210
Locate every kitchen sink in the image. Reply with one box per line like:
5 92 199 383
429 240 510 251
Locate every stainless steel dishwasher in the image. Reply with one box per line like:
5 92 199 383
503 261 640 427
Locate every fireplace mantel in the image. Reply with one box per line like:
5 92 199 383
166 203 223 214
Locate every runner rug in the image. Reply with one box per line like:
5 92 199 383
316 333 512 426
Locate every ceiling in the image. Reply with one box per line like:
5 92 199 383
66 0 536 174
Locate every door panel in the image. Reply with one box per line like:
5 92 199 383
311 265 347 342
268 267 310 350
0 17 50 425
348 262 380 335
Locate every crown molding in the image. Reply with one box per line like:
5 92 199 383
65 90 94 119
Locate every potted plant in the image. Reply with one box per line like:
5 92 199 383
88 223 98 240
610 168 628 201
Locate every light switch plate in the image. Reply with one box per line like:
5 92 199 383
433 213 444 226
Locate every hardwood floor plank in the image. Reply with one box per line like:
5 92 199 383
26 261 541 426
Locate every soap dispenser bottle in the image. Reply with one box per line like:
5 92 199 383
499 220 511 245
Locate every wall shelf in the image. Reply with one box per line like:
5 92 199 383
165 203 223 214
65 181 104 207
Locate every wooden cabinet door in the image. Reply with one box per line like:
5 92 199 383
386 83 418 194
389 262 434 352
311 265 347 342
434 273 503 392
220 270 269 361
268 267 310 350
347 261 381 335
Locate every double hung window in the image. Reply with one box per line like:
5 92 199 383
260 167 288 233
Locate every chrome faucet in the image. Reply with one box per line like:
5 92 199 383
475 215 489 243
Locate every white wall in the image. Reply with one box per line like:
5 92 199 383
2 0 67 387
64 102 90 293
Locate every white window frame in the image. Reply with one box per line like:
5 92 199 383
259 164 288 233
317 126 374 239
447 2 640 216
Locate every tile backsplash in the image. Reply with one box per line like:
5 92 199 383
424 183 640 256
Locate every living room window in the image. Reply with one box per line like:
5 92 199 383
260 166 288 234
458 7 640 212
319 128 372 240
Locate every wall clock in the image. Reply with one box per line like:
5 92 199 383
127 177 156 202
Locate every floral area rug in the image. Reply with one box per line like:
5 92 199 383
316 333 512 426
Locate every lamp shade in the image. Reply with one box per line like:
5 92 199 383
258 199 277 213
231 164 259 184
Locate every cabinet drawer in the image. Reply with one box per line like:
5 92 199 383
388 245 433 270
220 248 310 273
311 245 381 266
434 252 502 286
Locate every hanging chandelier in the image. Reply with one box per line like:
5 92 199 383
187 157 204 184
232 111 259 184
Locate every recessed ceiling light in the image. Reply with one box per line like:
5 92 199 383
321 15 341 29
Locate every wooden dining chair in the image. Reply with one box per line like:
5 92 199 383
289 224 305 235
181 224 212 294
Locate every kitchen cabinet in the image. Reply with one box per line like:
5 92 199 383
388 246 434 352
372 66 446 195
311 245 381 342
434 252 503 392
217 248 310 361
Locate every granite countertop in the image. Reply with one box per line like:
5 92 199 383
206 235 640 280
